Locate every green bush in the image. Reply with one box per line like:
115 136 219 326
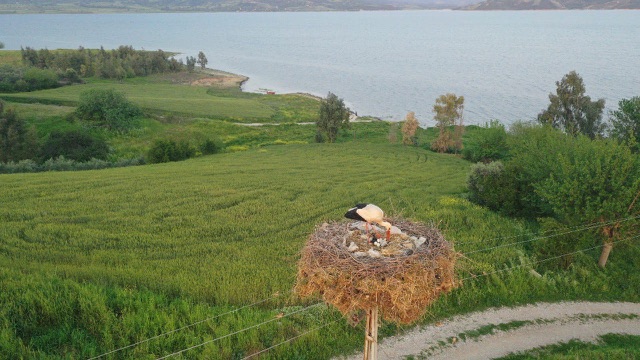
462 120 509 163
467 161 516 213
75 88 142 131
39 130 109 162
200 137 223 155
147 139 196 163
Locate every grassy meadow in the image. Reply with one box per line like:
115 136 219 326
1 51 639 358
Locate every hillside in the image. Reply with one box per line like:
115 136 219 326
0 0 480 13
462 0 640 10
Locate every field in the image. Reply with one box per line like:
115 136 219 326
1 53 639 358
2 143 639 358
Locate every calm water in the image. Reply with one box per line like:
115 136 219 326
1 11 639 125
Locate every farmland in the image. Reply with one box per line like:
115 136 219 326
1 51 639 358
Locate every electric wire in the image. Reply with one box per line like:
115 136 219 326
155 302 324 360
88 292 281 360
453 214 640 247
460 233 640 283
241 319 340 359
460 214 640 255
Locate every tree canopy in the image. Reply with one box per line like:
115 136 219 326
431 93 464 153
537 71 606 139
609 96 640 152
317 92 350 143
75 88 142 131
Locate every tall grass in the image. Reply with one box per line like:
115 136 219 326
2 143 638 358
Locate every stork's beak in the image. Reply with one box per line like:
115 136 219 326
386 229 391 241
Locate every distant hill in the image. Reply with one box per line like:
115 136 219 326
0 0 481 13
461 0 640 10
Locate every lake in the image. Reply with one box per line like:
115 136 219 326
1 10 639 126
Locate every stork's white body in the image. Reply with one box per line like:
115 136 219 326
345 203 393 241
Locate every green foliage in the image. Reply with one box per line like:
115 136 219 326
462 120 509 163
0 64 62 92
0 102 38 163
317 92 350 143
537 71 606 139
147 139 196 163
609 96 640 153
38 129 109 162
0 156 144 174
467 161 516 214
75 88 142 131
431 93 464 153
21 45 183 80
498 334 640 360
200 137 223 155
197 51 208 69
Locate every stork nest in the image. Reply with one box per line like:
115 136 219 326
294 217 458 325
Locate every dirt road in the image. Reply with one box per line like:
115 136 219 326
337 301 640 359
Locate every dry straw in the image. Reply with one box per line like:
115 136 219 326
295 217 457 325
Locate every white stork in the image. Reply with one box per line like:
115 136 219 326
344 203 392 242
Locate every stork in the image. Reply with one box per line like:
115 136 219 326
345 203 392 242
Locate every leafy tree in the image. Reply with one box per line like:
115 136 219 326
401 111 418 145
0 102 38 163
538 71 606 139
317 92 350 143
0 41 4 49
39 130 109 162
536 136 640 268
431 93 464 153
197 51 208 69
75 89 142 131
462 120 509 163
186 56 196 72
609 96 640 152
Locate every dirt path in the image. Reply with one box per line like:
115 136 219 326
336 301 640 360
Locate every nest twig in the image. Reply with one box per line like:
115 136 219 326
294 217 458 325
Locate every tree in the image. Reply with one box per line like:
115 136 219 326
197 51 208 69
75 88 142 131
537 71 606 139
39 130 109 162
317 92 350 143
609 96 640 152
536 136 640 268
431 93 464 153
401 111 418 145
0 102 38 163
186 56 196 72
0 41 4 49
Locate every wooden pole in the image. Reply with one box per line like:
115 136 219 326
363 306 378 360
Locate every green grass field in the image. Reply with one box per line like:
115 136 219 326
2 143 639 359
1 53 639 358
1 76 321 123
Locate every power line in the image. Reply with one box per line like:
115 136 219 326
460 233 640 283
241 319 339 359
459 214 640 253
155 302 324 360
89 292 281 360
453 214 640 248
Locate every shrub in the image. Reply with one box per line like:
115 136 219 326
39 130 109 162
462 120 509 163
76 88 142 131
467 161 516 213
147 139 196 164
0 103 39 163
200 138 223 155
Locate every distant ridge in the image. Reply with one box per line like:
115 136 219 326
0 0 481 13
461 0 640 10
